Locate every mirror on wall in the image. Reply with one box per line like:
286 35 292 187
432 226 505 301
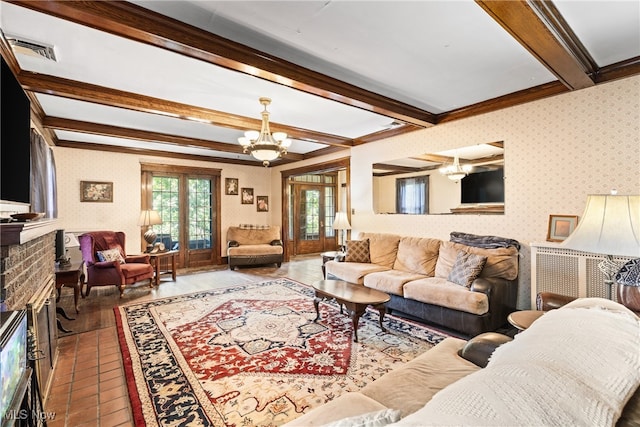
372 142 504 215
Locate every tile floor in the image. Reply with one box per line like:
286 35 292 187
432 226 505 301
44 256 323 426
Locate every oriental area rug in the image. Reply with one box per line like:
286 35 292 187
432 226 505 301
114 278 449 426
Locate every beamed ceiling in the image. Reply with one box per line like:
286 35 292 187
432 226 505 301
1 0 638 167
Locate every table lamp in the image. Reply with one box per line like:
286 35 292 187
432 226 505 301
561 193 640 299
333 212 351 252
138 210 162 252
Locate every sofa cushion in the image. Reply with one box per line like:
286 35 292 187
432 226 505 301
360 337 480 418
393 298 640 426
402 277 489 315
326 261 390 285
284 392 388 426
96 248 126 264
227 225 281 245
227 244 283 256
359 233 402 269
393 237 440 276
364 270 428 296
435 241 518 281
346 239 371 263
447 251 487 288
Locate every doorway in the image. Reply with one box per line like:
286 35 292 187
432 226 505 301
141 164 221 269
281 157 350 259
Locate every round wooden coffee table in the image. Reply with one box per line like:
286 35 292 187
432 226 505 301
507 310 545 332
312 279 390 342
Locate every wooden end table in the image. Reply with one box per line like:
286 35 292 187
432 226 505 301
507 310 545 332
312 279 390 342
55 260 84 313
148 250 178 286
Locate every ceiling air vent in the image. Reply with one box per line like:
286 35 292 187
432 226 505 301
7 36 57 61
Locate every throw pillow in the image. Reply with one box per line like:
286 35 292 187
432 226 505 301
345 239 371 263
96 248 126 264
615 258 640 287
322 409 402 427
448 251 487 288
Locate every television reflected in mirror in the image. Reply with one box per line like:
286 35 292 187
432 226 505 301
372 142 504 215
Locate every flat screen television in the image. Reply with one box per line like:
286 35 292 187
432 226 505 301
0 310 28 421
1 56 31 205
461 168 504 204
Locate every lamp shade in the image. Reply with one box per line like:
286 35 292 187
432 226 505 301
561 195 640 257
138 210 162 227
333 212 352 230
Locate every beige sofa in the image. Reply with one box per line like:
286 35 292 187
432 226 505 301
325 232 519 336
286 298 640 426
226 225 283 270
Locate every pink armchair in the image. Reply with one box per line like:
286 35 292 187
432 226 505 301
79 231 154 297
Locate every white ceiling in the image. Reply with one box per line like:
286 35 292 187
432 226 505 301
1 0 638 167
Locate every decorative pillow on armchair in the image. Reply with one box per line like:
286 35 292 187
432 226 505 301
345 239 371 263
96 248 126 264
448 251 486 287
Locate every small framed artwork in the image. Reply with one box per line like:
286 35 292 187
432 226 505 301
241 188 254 204
547 214 578 242
257 196 269 212
80 181 113 202
225 178 239 195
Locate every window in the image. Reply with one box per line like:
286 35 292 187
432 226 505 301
396 176 428 214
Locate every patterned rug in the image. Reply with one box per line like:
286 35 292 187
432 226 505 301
114 278 449 426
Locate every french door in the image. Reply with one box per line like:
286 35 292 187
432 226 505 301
292 180 337 255
141 164 221 269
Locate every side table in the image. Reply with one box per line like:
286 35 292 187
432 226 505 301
148 250 179 286
321 251 344 279
55 260 84 313
507 310 545 332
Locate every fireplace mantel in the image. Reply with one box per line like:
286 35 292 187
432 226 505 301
0 219 59 246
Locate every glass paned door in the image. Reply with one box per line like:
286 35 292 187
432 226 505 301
152 176 179 251
295 185 325 254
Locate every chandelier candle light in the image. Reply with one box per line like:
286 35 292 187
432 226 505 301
561 193 640 300
138 209 162 252
439 152 472 182
238 97 292 166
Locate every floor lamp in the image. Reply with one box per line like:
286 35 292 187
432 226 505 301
333 212 351 252
561 194 640 300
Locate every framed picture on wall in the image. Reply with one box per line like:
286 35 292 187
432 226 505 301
225 178 239 195
547 214 578 242
241 188 254 204
257 196 269 212
80 181 113 202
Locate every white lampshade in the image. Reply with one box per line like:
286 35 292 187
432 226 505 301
561 195 640 257
64 233 80 248
138 210 162 227
333 212 352 230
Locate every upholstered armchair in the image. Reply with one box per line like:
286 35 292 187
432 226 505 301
79 231 154 297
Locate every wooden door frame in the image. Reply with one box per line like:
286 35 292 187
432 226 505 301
141 163 222 267
280 157 350 262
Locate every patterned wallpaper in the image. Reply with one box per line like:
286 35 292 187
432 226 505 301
343 75 640 308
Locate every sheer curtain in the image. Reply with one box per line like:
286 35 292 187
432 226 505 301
396 176 428 214
30 129 57 218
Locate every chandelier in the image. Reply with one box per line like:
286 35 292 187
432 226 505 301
238 97 291 166
439 153 472 181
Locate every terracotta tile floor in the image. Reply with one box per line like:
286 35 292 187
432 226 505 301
44 256 323 426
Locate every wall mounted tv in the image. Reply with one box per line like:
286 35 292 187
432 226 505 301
461 168 504 204
1 56 31 205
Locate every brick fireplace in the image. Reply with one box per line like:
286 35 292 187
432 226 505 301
1 220 59 403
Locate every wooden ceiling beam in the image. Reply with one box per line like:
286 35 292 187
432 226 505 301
11 0 436 127
476 0 595 91
19 71 351 147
